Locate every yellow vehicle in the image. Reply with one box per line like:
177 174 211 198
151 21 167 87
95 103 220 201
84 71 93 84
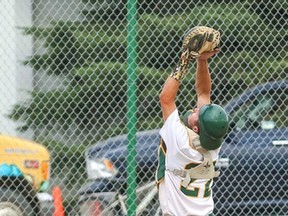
0 134 52 216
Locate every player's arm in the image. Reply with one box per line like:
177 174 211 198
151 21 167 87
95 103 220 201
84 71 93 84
195 49 219 108
160 47 191 121
159 77 179 121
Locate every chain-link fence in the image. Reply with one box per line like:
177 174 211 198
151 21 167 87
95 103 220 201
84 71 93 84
0 0 287 215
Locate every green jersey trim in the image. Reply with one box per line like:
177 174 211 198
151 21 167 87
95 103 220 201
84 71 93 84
156 138 166 186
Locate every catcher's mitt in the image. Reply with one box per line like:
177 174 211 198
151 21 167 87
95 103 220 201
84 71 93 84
182 26 220 60
170 26 220 81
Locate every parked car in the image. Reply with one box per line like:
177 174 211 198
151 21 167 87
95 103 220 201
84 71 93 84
78 80 288 215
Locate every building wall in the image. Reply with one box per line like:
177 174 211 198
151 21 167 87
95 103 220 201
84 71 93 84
0 0 33 137
0 0 83 138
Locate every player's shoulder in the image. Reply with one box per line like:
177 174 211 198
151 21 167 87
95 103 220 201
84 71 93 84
161 109 180 128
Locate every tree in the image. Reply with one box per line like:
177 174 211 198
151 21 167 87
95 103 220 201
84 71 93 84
11 2 287 140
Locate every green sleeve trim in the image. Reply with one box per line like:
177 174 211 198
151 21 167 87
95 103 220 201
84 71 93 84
155 139 166 185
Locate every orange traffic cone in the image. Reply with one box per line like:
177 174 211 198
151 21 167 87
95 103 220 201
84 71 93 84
53 186 65 216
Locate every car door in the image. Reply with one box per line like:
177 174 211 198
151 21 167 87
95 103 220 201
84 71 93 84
214 83 288 215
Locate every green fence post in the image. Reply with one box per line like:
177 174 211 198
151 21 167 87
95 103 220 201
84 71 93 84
126 0 138 215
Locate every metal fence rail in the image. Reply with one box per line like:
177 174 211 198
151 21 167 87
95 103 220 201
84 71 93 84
0 0 287 215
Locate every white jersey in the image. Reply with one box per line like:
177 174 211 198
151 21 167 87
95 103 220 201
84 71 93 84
157 109 220 216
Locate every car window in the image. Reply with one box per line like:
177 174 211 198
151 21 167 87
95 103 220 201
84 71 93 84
230 88 287 131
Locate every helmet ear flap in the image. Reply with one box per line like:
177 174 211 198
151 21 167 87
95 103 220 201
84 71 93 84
181 109 194 129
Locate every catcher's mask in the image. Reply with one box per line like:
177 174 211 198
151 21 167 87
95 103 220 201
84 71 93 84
182 104 229 150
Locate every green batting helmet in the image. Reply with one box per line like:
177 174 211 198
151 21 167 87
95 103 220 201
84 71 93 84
182 104 229 150
199 104 229 150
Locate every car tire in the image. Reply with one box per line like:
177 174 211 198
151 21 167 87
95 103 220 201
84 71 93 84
0 188 34 216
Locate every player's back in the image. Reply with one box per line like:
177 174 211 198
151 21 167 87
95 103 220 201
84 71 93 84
158 109 219 216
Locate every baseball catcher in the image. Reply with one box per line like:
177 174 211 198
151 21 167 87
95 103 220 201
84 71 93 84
156 26 228 216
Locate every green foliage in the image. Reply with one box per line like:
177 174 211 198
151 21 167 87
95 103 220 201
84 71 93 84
23 3 286 75
217 52 287 84
10 62 165 136
12 1 287 139
41 140 86 188
246 0 287 30
81 0 247 22
24 21 126 75
211 51 288 104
